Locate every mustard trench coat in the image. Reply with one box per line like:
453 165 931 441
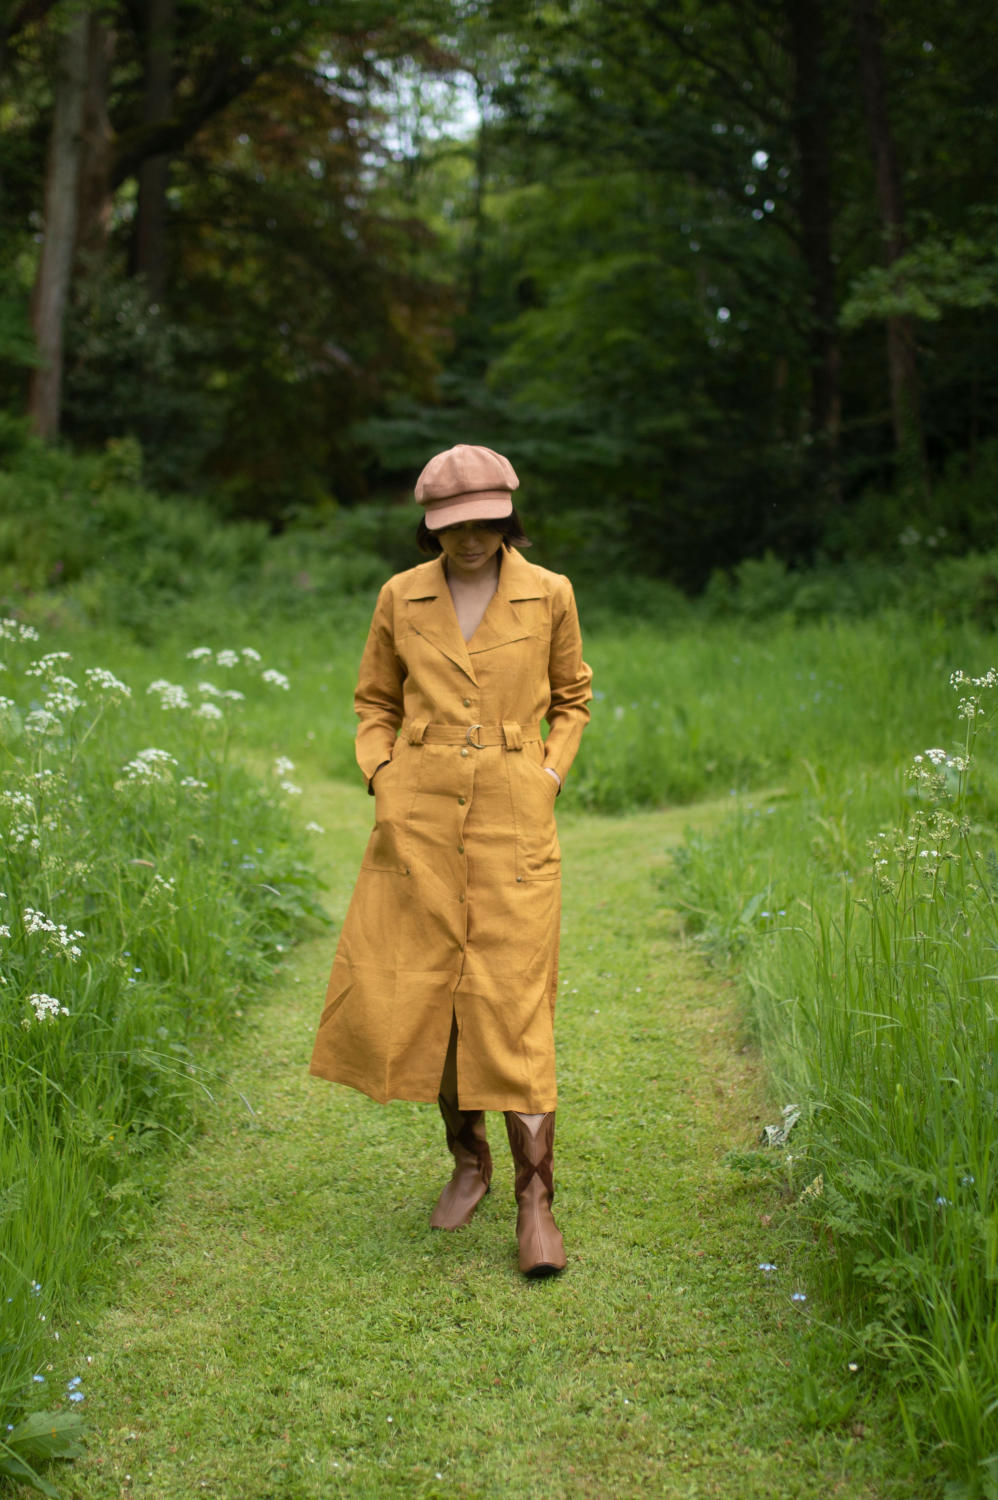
309 546 593 1112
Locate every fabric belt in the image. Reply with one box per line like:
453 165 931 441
405 720 539 750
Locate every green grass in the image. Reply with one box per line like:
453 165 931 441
0 617 325 1491
673 661 998 1494
4 582 994 1496
24 779 928 1499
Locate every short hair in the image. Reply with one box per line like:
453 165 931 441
417 507 532 556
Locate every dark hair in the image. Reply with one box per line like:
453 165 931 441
417 507 532 556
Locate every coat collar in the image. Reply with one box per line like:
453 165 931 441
401 549 548 683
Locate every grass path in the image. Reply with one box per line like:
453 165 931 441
46 775 926 1500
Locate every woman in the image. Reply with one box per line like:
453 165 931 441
309 444 592 1277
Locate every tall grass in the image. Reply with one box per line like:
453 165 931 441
674 659 998 1492
0 617 323 1494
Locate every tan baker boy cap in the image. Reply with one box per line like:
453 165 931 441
415 444 519 531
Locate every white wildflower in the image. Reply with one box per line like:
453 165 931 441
261 669 290 691
25 709 61 736
274 756 295 778
121 747 177 783
197 681 222 697
27 993 69 1023
85 667 131 698
279 780 302 796
23 909 85 956
147 680 190 710
25 652 71 678
179 776 208 790
44 689 83 716
2 790 34 811
215 650 239 668
194 701 223 721
186 646 214 660
305 821 325 834
0 619 39 643
241 647 262 663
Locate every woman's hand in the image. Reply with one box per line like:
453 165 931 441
544 767 561 790
369 760 391 790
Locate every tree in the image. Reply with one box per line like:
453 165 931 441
852 0 927 495
28 6 89 438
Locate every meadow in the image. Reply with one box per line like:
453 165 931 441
1 439 997 1495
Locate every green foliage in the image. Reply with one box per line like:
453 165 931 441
0 1409 85 1498
842 219 998 327
62 265 221 493
0 614 325 1481
672 653 998 1489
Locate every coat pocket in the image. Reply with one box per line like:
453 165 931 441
511 755 561 881
361 749 416 873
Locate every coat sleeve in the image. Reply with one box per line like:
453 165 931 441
354 583 406 787
542 577 593 784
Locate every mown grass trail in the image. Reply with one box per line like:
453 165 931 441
46 775 926 1500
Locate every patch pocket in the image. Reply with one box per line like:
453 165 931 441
512 756 561 881
361 749 416 873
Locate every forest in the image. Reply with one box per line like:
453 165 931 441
3 0 997 586
3 4 998 1498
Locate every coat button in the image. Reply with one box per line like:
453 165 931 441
458 796 466 806
457 844 464 853
459 894 465 903
463 697 472 707
460 747 469 757
516 875 523 883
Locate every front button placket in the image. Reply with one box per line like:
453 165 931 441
454 741 474 954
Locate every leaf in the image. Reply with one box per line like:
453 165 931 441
6 1408 85 1460
0 1448 63 1498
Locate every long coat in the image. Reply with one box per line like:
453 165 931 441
309 546 592 1112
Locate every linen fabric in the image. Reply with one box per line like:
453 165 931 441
309 547 592 1112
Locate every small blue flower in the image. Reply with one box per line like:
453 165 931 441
936 1195 952 1208
32 1374 45 1383
67 1376 82 1389
791 1291 807 1303
758 1262 776 1273
68 1391 85 1403
961 1175 975 1187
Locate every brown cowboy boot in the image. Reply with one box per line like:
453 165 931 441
504 1112 566 1277
429 1094 493 1230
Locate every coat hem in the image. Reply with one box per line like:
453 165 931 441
308 1063 556 1113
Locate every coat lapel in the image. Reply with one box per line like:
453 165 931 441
469 547 547 656
403 558 478 684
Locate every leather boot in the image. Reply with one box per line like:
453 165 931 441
429 1094 493 1230
504 1112 566 1277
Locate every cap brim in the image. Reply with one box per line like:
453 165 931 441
422 491 514 531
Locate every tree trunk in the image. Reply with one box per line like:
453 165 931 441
786 0 841 501
28 8 89 440
76 12 115 257
853 0 928 495
131 0 175 300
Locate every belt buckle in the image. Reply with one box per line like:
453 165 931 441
466 723 484 749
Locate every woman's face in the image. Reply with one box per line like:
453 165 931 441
436 521 503 579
